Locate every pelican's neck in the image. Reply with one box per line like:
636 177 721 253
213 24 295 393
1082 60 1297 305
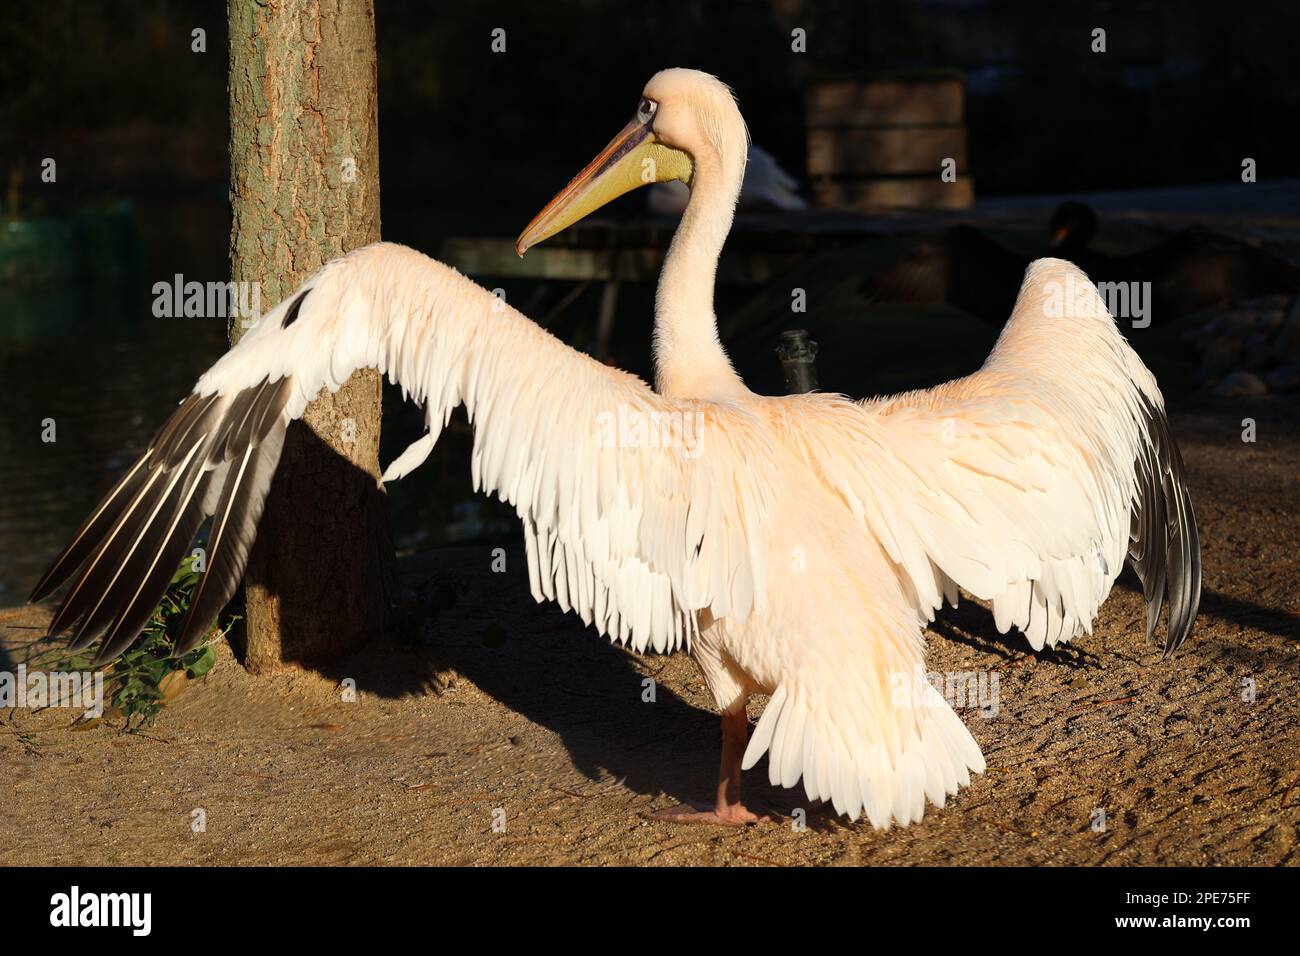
653 153 748 401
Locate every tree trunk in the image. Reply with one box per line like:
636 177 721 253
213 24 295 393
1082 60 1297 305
227 0 395 673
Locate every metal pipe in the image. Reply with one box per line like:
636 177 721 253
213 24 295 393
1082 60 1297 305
776 329 819 394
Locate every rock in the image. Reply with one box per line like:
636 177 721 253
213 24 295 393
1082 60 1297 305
1244 332 1276 369
1212 371 1268 399
1258 308 1286 334
1180 319 1218 352
1263 364 1300 392
1218 310 1260 336
1272 296 1300 363
1198 336 1243 381
1242 293 1292 313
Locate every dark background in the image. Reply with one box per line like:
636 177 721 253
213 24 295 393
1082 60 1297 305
3 0 1298 238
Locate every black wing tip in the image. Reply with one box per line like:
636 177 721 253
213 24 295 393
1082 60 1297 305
1162 554 1202 656
1130 394 1203 658
1144 395 1201 658
29 566 64 604
173 620 215 658
174 586 224 657
31 376 294 667
281 289 310 329
1161 615 1190 656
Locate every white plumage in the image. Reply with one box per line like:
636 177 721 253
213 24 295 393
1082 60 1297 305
32 69 1199 830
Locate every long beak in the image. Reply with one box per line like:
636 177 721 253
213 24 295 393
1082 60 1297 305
515 118 693 256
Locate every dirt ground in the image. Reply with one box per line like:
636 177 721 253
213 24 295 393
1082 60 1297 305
2 406 1298 866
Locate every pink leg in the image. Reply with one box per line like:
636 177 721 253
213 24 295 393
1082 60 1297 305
645 707 773 826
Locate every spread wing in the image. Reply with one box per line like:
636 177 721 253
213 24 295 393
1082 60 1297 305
31 244 781 662
814 257 1200 652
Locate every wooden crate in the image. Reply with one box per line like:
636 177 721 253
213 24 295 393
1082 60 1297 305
806 73 973 211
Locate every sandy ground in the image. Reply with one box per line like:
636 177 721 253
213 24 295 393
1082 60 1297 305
2 406 1298 866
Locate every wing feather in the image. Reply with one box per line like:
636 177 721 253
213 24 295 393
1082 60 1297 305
36 376 294 661
371 256 783 654
806 258 1201 652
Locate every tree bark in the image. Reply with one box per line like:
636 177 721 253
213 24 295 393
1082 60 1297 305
227 0 395 673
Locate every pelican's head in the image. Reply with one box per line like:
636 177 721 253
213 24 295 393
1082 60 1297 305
515 69 747 256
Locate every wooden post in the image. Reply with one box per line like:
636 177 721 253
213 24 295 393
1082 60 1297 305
227 0 395 672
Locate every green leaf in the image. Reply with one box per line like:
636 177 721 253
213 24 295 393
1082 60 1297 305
186 646 216 679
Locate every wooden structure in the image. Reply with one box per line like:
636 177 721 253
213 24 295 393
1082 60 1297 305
440 211 953 355
441 214 903 356
806 72 973 211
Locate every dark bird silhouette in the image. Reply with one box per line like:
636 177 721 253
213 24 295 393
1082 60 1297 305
860 201 1300 326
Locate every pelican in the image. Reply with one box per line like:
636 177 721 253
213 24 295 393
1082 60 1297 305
31 69 1200 829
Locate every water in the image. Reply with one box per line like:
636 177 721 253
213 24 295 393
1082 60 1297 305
0 278 226 602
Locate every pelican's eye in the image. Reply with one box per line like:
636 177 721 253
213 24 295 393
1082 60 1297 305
637 97 658 124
